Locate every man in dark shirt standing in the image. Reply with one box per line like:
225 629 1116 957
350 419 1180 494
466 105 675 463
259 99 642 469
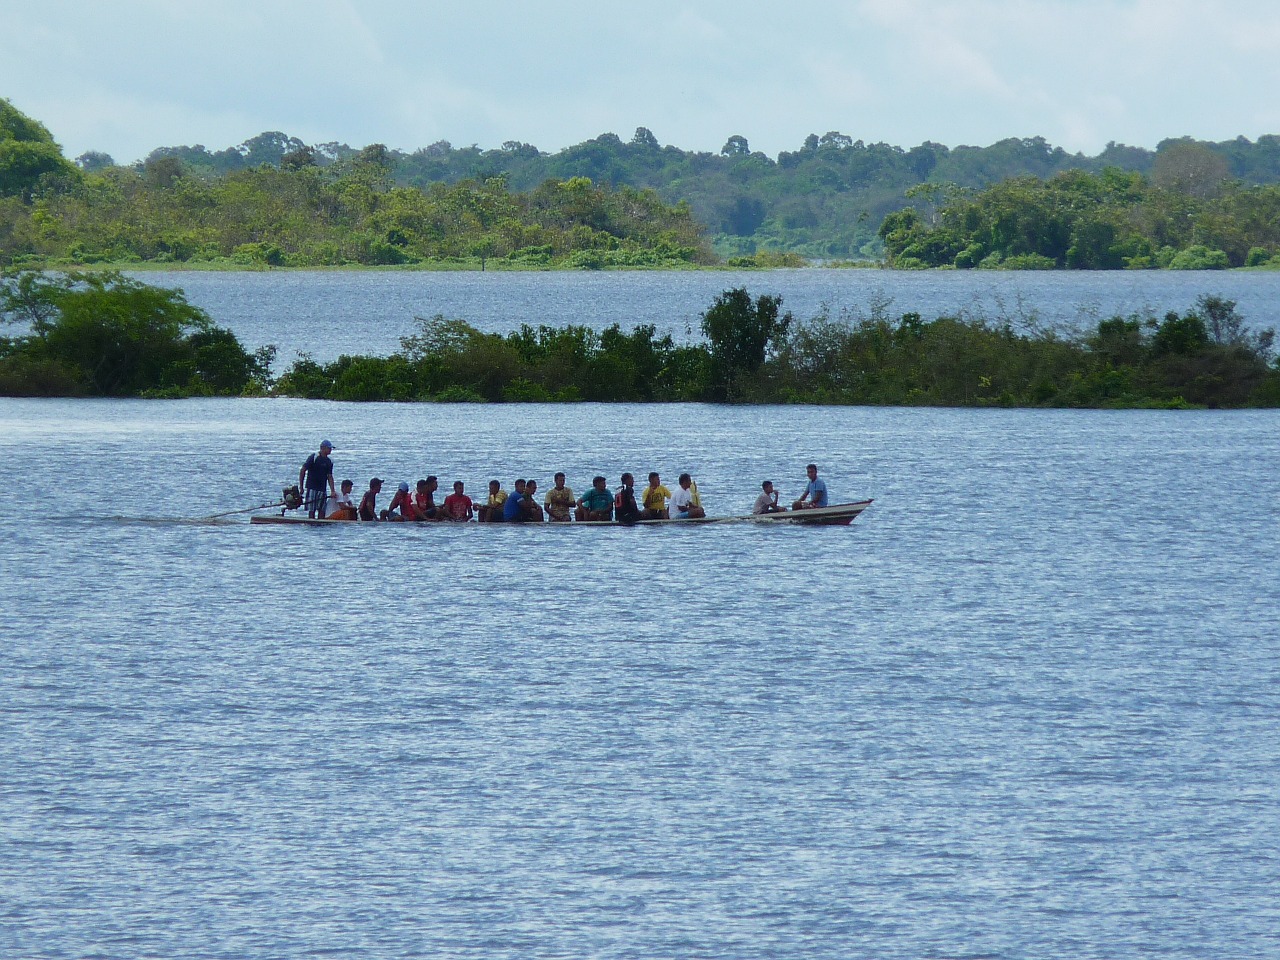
299 440 338 519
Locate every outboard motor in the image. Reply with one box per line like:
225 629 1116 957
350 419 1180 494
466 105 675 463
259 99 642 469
281 485 303 512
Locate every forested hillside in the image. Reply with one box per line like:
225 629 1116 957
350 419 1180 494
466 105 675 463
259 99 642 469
879 168 1280 270
0 102 710 269
132 126 1280 260
8 95 1280 268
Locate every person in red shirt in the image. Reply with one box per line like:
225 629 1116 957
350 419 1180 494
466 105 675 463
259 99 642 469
385 482 414 521
443 480 474 521
413 477 441 520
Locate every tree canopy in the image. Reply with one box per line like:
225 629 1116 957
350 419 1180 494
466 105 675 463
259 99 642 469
10 96 1280 267
0 271 271 396
878 168 1280 270
0 98 79 199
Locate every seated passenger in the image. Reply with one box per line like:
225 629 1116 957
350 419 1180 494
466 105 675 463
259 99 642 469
575 476 613 521
670 472 706 519
359 478 383 521
326 479 358 520
414 477 441 520
384 482 414 521
522 479 546 521
615 473 642 524
753 480 785 514
501 479 528 523
544 472 575 522
443 481 474 521
641 471 671 520
792 463 829 510
477 480 507 522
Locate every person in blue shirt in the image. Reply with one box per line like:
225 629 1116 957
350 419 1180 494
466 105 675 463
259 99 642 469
298 440 337 519
792 462 829 510
501 479 528 522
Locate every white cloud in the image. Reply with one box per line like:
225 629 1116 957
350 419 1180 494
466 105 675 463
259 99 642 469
4 0 1280 161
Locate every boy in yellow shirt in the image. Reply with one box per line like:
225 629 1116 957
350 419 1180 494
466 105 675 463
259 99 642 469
641 472 672 520
477 479 507 522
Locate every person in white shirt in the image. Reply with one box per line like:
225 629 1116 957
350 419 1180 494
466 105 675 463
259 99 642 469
670 472 706 519
326 479 358 520
753 480 785 515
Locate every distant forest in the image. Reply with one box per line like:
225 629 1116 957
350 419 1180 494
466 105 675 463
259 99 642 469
115 126 1280 263
7 95 1280 268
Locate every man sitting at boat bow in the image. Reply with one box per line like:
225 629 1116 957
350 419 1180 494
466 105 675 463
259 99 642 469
792 463 828 511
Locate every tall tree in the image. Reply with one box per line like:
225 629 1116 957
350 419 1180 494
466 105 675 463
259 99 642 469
0 98 79 198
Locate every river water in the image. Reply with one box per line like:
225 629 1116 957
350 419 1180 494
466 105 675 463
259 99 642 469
3 395 1278 959
125 267 1280 363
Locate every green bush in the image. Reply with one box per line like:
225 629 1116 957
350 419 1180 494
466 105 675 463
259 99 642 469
1001 253 1057 270
0 270 266 396
1166 245 1229 270
265 289 1280 409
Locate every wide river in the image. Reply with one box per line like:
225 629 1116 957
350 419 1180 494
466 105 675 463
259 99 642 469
3 389 1277 958
124 267 1280 363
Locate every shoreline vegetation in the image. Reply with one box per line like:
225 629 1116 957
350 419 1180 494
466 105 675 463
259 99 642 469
3 272 1277 408
7 97 1280 272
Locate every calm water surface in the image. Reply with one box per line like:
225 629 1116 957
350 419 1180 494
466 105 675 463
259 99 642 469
128 268 1280 362
3 399 1278 959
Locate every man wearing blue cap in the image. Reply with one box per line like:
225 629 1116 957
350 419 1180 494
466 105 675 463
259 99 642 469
299 440 338 519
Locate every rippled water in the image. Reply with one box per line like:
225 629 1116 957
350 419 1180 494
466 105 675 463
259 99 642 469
127 268 1280 362
3 398 1278 959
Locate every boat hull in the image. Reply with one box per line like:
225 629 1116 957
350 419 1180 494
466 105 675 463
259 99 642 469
249 500 872 527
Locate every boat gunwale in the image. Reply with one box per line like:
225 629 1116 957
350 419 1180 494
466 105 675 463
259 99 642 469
249 499 873 527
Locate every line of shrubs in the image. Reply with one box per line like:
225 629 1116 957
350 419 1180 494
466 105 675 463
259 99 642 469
273 292 1279 408
3 272 1277 407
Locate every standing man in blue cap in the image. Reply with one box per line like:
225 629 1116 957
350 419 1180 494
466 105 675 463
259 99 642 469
299 440 338 519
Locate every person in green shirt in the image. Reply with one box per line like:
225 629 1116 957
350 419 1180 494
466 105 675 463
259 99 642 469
575 475 614 522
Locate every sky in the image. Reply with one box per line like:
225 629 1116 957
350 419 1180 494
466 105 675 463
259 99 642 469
4 0 1280 164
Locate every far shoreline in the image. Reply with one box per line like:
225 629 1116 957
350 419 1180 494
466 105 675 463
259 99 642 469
16 259 1279 275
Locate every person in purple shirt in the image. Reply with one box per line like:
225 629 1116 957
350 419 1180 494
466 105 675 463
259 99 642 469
792 463 829 510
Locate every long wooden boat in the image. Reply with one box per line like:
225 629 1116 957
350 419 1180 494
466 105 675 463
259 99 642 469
250 499 872 527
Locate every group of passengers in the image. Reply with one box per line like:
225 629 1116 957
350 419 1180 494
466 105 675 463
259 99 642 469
299 440 830 523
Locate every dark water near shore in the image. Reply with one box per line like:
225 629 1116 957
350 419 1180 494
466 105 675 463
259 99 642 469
127 268 1280 363
3 397 1278 959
